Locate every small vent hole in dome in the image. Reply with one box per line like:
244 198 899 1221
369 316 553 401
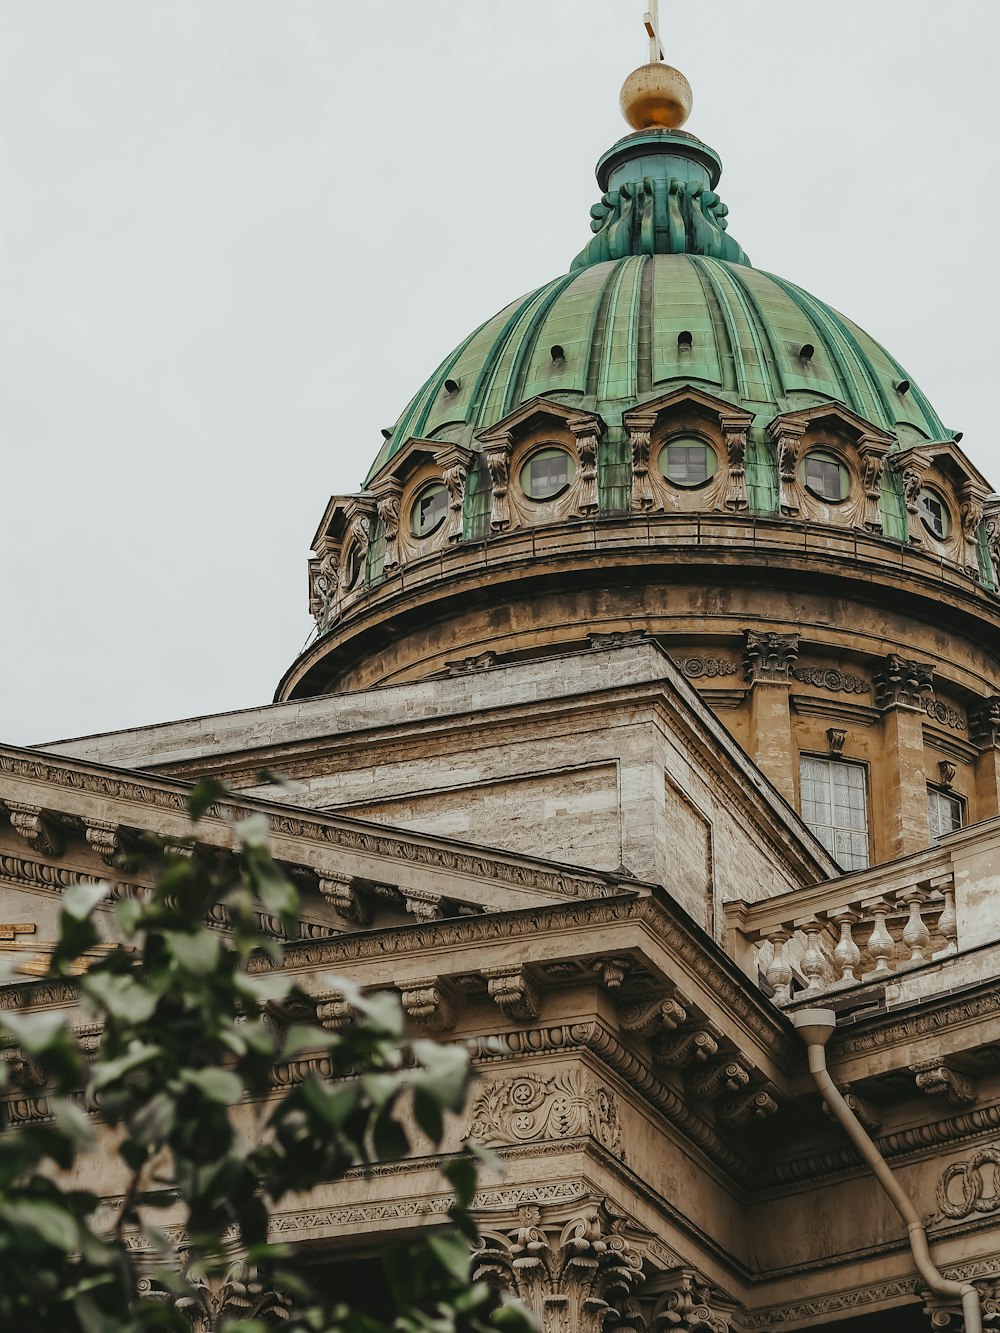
954 430 964 443
799 343 815 361
380 428 393 441
677 330 693 349
444 378 461 395
896 379 910 395
550 345 565 362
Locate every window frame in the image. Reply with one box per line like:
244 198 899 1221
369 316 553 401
798 752 871 871
927 784 964 840
519 445 576 502
658 435 718 490
410 482 449 538
918 485 951 540
801 448 851 503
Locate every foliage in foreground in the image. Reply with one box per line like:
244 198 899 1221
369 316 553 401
0 780 532 1333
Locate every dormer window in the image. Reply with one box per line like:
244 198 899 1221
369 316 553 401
919 486 950 539
521 447 575 501
660 438 717 488
411 483 448 537
803 450 849 502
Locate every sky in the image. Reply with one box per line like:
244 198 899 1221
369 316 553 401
1 1 998 746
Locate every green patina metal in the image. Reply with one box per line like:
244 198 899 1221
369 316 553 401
365 128 947 491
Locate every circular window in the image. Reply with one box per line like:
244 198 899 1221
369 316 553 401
411 484 448 537
521 447 575 501
802 450 850 502
919 486 950 539
659 438 717 488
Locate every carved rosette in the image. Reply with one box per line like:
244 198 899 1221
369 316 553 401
721 418 748 511
486 436 514 532
467 1070 623 1159
571 421 601 516
628 416 656 512
873 653 934 712
473 1203 644 1333
743 630 799 685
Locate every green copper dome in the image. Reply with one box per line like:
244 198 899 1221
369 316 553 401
367 129 944 483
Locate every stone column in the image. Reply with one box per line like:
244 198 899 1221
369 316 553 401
765 419 805 516
743 631 799 803
857 436 888 533
373 478 403 571
627 413 657 512
721 414 749 512
570 418 602 516
873 653 934 856
435 444 470 542
485 431 514 532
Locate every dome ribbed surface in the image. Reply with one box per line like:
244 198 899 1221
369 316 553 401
367 255 945 482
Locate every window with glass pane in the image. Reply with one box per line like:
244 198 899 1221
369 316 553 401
412 484 448 537
799 756 870 870
919 487 950 538
928 787 963 839
661 439 716 487
803 451 849 501
522 448 574 500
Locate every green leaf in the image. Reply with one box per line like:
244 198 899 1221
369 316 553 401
0 1199 79 1252
411 1040 470 1112
301 1077 361 1129
282 1024 336 1061
164 928 220 976
0 1008 69 1053
82 971 158 1023
90 1041 161 1092
131 1090 177 1144
51 1096 96 1149
188 777 229 822
443 1155 478 1211
63 881 110 920
113 895 144 939
234 814 271 850
233 970 290 1003
427 1229 472 1283
182 1067 244 1105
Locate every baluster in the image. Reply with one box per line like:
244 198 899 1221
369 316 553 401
763 929 793 1004
934 882 958 957
797 917 826 997
863 899 895 978
830 908 861 984
899 886 931 963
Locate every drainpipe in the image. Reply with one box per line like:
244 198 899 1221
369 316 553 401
791 1008 982 1333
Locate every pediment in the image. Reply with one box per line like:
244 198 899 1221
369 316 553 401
477 395 605 447
366 437 451 493
310 492 375 552
894 439 993 497
623 386 754 433
767 401 895 449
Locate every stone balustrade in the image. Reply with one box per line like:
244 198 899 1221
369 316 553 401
724 860 960 1006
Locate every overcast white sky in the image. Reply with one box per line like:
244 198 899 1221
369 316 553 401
1 1 998 746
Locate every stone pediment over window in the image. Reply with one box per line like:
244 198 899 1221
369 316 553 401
307 493 376 633
622 387 754 514
367 438 476 569
766 402 895 533
475 397 607 533
890 438 992 573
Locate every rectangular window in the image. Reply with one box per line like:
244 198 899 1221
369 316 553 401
799 755 870 870
928 786 963 839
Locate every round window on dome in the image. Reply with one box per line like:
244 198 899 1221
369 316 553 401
521 447 575 501
660 438 717 488
919 486 951 539
411 484 448 537
803 450 850 502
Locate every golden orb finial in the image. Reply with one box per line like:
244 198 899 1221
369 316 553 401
619 62 692 130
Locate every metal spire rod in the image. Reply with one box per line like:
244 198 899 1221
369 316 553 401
644 0 664 62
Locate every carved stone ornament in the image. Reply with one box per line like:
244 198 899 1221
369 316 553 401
403 887 443 922
969 696 1000 750
317 874 370 925
400 976 455 1032
4 802 64 857
911 1059 978 1107
681 656 739 680
826 727 847 756
766 419 806 516
858 438 888 533
374 483 402 571
792 665 870 694
938 760 958 788
483 964 541 1022
640 1267 742 1333
435 444 470 542
473 1202 644 1333
308 545 342 631
618 996 688 1037
743 630 799 685
571 420 601 516
178 1260 292 1332
445 651 498 676
467 1070 623 1159
721 417 749 512
873 653 934 712
654 1028 719 1069
588 630 649 651
85 819 123 868
486 435 514 532
628 415 656 512
959 483 987 575
935 1144 1000 1221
